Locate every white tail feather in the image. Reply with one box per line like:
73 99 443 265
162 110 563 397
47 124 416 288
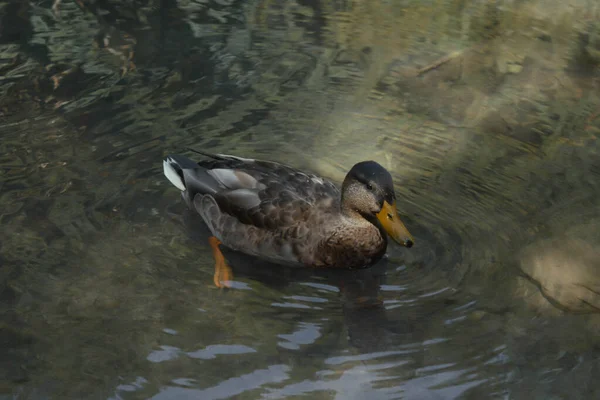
163 158 186 191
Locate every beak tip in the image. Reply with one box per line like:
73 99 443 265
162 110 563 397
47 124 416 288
404 239 414 248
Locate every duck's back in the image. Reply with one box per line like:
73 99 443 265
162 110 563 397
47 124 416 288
197 154 341 212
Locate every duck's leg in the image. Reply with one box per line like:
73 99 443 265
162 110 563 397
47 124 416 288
209 236 232 288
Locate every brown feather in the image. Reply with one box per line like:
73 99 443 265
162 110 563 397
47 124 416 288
171 153 391 268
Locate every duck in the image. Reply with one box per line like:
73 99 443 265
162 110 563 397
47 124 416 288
163 150 414 288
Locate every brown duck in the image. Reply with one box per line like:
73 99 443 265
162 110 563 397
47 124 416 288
163 151 414 287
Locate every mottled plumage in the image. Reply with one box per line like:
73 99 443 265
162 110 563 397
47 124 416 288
163 151 414 270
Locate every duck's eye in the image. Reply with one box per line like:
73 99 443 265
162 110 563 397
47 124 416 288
366 183 373 191
387 213 393 220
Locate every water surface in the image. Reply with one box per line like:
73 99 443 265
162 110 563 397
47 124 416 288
2 0 600 399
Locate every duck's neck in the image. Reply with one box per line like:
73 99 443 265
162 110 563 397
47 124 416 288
340 204 387 243
340 203 366 222
334 205 387 267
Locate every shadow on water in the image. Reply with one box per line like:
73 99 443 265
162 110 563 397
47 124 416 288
2 0 600 399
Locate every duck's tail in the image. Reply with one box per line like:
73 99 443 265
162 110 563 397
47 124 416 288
162 154 220 197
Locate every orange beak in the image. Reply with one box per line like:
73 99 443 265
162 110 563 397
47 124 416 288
376 200 414 248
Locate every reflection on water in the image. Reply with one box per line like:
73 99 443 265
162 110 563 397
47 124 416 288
1 0 600 398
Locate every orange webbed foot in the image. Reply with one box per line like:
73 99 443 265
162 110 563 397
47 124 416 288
209 236 233 288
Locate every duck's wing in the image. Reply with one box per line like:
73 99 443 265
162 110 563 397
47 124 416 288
163 152 340 230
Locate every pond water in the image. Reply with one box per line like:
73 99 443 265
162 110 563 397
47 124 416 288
2 0 600 399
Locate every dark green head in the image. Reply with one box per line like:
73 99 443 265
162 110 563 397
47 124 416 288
341 160 414 248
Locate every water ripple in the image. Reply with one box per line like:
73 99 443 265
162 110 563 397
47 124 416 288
150 365 290 400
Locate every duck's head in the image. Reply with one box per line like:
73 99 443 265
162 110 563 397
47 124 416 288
341 161 414 248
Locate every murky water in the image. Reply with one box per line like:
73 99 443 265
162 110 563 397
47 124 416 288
2 0 600 398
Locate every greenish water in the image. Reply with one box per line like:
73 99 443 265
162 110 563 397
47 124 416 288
1 0 600 399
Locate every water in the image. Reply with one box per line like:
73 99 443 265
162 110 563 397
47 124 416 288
1 0 600 398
